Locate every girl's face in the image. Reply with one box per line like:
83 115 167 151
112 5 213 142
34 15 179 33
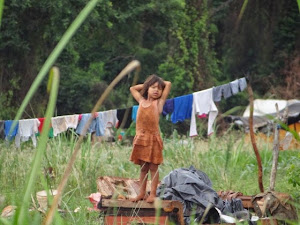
148 82 162 100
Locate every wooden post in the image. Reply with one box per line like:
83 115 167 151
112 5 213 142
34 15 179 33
269 104 288 191
269 104 279 191
247 83 264 193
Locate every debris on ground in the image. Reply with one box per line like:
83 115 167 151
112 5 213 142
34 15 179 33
87 192 101 211
1 205 16 218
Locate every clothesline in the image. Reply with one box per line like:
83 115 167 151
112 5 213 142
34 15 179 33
0 77 247 147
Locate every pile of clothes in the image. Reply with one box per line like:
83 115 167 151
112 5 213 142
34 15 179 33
157 166 255 224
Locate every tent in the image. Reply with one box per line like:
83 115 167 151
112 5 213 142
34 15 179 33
225 99 300 150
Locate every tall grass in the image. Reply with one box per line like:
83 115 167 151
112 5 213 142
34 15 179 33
17 67 60 224
1 131 299 224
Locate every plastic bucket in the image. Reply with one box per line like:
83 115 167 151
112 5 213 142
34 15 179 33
36 190 59 211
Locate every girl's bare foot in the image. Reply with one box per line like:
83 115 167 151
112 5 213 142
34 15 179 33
145 195 156 203
129 193 146 202
143 193 149 200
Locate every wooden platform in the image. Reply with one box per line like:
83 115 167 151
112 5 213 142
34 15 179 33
99 199 276 225
96 176 258 224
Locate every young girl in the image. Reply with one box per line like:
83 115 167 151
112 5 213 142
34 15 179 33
129 74 171 203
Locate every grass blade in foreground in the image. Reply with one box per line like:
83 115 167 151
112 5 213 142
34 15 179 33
8 0 100 137
0 0 4 28
17 67 60 225
235 0 248 29
43 60 141 225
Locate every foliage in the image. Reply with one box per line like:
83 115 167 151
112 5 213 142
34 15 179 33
158 0 221 95
216 0 300 98
287 152 300 188
0 0 299 117
124 121 136 137
0 82 18 120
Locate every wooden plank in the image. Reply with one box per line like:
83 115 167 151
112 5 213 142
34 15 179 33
105 215 169 225
97 176 152 199
100 199 184 225
102 199 175 209
258 218 278 225
239 196 254 209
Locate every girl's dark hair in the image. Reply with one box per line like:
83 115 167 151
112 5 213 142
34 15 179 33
140 74 165 99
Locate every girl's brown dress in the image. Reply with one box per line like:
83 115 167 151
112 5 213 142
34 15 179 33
130 99 163 165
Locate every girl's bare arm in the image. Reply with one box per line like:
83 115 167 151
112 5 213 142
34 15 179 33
158 81 171 114
130 84 144 103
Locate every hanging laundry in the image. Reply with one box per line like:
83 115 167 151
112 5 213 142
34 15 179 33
213 83 233 102
65 115 79 129
171 94 193 123
96 109 118 136
38 118 45 133
116 107 132 129
75 113 97 136
51 117 66 136
238 77 247 91
131 105 139 122
162 98 174 116
0 121 4 139
51 115 79 136
190 88 218 136
15 119 40 148
1 77 248 140
198 114 207 119
230 79 240 95
4 120 19 141
37 118 54 138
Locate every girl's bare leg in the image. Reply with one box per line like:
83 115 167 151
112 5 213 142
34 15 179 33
130 162 149 202
146 163 159 203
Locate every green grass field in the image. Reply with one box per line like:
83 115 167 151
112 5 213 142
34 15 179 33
0 130 299 224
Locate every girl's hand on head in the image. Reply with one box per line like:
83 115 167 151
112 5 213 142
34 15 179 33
157 81 171 114
130 84 144 103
